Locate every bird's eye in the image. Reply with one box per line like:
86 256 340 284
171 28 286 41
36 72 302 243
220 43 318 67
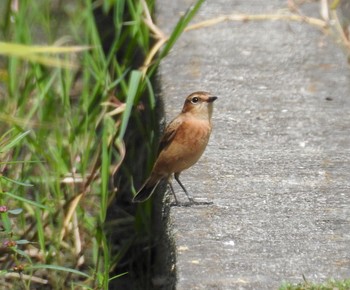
191 97 199 104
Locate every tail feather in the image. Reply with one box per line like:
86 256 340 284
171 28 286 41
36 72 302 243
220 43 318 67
132 178 161 203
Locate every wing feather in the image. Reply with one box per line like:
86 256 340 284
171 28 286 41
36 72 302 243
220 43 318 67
157 118 181 154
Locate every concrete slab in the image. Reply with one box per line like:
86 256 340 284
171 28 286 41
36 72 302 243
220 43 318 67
156 0 350 289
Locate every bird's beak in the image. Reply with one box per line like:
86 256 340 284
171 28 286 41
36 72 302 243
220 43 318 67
207 96 218 103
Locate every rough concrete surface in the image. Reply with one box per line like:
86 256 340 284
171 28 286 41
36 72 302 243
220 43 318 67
156 0 350 289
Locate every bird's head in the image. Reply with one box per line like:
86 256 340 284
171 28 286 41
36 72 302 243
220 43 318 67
182 91 217 120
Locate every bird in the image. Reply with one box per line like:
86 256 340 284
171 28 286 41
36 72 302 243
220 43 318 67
132 91 217 205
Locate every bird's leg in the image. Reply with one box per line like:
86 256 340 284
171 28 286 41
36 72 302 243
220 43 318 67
174 173 195 204
168 181 179 205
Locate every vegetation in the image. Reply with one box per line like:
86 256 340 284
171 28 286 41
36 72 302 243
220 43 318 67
280 277 350 290
0 0 204 289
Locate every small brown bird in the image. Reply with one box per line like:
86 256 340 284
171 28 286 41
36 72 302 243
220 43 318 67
133 91 217 204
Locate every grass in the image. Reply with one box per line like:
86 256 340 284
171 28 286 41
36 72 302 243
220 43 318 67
0 0 204 289
280 278 350 290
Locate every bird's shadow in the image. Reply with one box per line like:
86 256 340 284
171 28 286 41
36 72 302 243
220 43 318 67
169 200 214 207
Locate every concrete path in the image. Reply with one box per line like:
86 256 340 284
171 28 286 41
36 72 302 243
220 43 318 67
156 0 350 289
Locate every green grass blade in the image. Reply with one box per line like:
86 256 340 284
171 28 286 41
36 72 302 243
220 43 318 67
26 264 90 278
117 70 142 140
109 272 128 281
160 0 205 58
11 247 33 264
0 42 91 54
0 160 42 165
0 212 11 232
0 175 33 187
100 119 111 223
0 130 31 153
0 128 15 144
3 191 49 210
101 230 110 289
146 0 205 79
34 207 46 258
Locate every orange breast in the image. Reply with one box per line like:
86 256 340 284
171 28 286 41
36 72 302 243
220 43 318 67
153 119 212 176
